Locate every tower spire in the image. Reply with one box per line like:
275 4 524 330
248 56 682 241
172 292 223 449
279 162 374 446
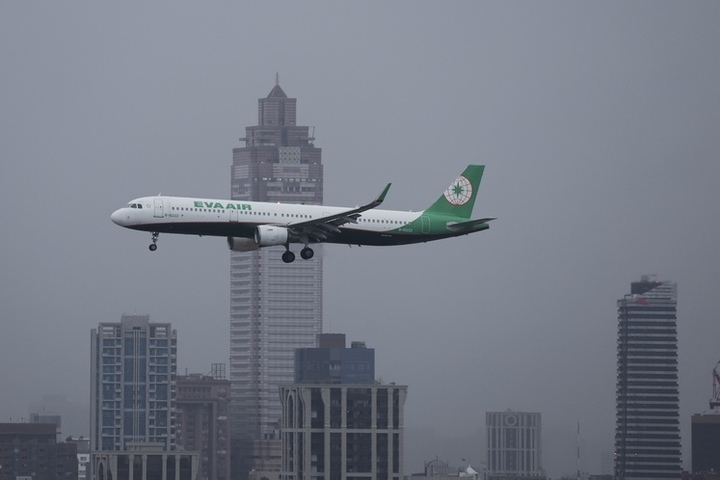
275 72 279 86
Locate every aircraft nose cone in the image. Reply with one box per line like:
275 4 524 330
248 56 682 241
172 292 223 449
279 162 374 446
111 209 128 226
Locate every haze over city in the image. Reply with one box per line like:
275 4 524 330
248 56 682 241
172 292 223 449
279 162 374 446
2 2 720 477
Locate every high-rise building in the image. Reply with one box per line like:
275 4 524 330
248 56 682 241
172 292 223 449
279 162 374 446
279 334 407 480
176 373 231 480
485 411 543 479
90 314 178 452
90 315 200 480
230 81 323 476
614 276 681 479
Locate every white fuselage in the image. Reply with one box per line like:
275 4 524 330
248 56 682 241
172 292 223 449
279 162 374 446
111 195 425 242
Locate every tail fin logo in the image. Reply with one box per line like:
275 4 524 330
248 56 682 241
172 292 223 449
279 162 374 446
443 175 473 206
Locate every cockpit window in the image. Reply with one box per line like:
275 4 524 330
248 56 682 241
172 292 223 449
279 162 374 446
127 203 143 209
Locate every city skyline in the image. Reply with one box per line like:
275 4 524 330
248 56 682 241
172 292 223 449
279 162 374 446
2 3 720 477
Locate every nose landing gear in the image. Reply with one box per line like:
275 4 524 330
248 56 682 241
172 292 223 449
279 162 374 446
149 232 159 251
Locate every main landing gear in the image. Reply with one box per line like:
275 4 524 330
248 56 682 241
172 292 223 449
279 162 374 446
281 246 314 263
149 232 159 251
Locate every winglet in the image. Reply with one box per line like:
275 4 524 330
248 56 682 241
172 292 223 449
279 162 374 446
373 183 392 207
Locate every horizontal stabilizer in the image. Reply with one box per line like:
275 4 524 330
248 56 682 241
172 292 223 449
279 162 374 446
446 217 496 232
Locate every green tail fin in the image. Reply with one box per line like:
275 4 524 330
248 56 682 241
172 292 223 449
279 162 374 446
424 165 485 219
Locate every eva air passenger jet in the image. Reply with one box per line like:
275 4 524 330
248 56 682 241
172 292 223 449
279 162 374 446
111 164 494 263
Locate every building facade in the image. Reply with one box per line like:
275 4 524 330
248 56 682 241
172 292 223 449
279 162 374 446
92 445 198 480
65 436 91 480
279 335 406 480
691 413 720 474
485 411 543 479
294 334 375 385
176 374 231 480
0 423 77 480
230 81 324 476
614 276 681 479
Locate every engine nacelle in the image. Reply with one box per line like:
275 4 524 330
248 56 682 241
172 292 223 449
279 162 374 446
227 237 260 252
254 225 289 247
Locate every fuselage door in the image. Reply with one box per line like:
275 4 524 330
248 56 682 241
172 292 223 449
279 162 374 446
421 215 431 234
153 198 164 218
230 209 238 222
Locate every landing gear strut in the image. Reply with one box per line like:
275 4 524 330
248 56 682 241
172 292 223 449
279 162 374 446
149 232 159 251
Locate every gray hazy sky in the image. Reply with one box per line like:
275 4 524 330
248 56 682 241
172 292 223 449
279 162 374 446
2 2 719 476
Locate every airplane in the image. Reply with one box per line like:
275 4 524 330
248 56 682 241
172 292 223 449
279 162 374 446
110 164 494 263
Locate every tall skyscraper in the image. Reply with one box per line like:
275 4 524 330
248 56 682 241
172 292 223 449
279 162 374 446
485 411 543 479
279 334 407 480
614 276 681 479
90 315 200 480
230 81 323 476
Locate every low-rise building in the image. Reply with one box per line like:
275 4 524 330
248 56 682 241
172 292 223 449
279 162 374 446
0 423 77 480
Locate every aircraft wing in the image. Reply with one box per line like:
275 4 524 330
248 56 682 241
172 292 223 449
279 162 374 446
286 183 391 242
446 217 496 232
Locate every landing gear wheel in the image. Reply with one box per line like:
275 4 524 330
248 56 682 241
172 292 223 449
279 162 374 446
149 232 159 252
282 250 296 263
300 247 314 260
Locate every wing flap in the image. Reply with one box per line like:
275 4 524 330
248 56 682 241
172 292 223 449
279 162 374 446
287 183 391 240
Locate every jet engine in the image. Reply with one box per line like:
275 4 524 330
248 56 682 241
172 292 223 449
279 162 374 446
254 225 289 246
227 237 260 252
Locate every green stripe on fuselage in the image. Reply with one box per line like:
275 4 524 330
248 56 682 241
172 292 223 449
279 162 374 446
387 214 488 237
388 213 469 235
